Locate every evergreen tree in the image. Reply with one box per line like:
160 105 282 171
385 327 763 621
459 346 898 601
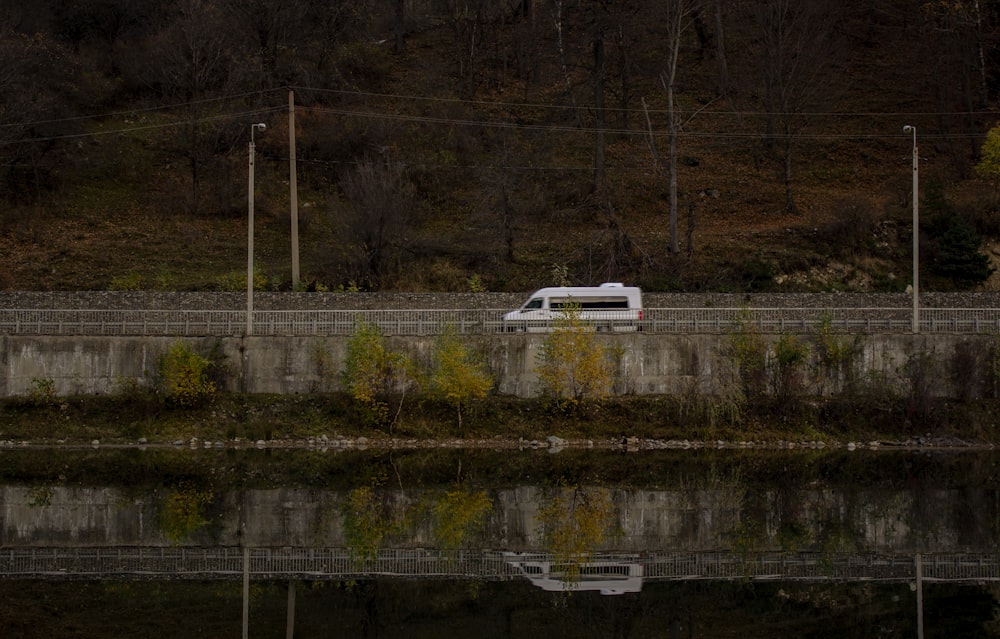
932 216 994 289
976 122 1000 206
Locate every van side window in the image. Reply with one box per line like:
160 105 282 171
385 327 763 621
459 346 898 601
524 298 543 310
550 297 629 310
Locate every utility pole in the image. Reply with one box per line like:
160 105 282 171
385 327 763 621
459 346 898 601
904 124 919 333
247 122 266 336
289 90 300 289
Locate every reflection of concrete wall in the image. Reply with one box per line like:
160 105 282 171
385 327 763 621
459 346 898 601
1 485 996 552
0 333 986 398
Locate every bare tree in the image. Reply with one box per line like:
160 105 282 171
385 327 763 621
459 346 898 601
340 157 415 289
222 0 306 86
752 0 842 214
479 137 520 264
476 132 544 265
436 0 492 97
711 0 731 102
0 27 80 202
572 0 642 193
918 0 998 174
651 0 703 255
139 0 246 213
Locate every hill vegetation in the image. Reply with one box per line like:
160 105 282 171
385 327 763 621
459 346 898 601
1 0 1000 293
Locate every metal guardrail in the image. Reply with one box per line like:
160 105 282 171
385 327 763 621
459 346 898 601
2 547 996 583
3 308 1000 336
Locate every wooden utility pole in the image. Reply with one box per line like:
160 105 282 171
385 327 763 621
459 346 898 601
289 90 300 289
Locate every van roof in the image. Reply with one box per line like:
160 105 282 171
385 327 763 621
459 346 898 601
527 285 642 297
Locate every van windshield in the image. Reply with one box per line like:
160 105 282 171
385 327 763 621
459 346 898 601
523 298 543 310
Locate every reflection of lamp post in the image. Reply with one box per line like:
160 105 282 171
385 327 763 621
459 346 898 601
903 124 919 333
247 122 266 336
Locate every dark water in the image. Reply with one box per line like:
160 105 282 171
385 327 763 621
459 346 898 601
1 446 998 637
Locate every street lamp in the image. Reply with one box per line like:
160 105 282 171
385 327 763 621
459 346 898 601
903 125 918 333
247 122 266 336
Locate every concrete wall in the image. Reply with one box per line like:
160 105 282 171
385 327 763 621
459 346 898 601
0 332 993 398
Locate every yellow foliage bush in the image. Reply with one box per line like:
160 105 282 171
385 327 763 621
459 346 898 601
158 341 216 407
535 305 613 409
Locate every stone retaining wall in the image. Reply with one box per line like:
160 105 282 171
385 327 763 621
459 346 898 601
3 290 1000 310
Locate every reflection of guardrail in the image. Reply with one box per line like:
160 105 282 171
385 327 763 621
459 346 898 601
4 308 1000 336
3 548 999 583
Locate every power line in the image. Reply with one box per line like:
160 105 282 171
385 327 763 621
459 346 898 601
291 85 1000 120
0 89 288 131
0 84 992 148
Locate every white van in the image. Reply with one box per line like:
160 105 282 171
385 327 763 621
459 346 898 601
501 282 643 332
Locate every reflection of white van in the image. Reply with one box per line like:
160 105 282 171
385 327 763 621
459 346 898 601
501 282 643 332
503 554 644 594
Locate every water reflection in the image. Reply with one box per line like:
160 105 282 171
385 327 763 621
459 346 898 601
1 447 998 636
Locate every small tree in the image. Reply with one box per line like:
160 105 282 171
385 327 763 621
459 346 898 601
812 316 860 395
429 330 493 428
727 309 768 399
535 304 614 411
975 122 1000 206
158 341 216 407
770 333 810 404
342 321 415 427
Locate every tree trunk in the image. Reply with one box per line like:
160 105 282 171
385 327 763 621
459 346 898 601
713 0 731 102
593 23 606 191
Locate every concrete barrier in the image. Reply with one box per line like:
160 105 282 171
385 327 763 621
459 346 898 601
0 332 993 398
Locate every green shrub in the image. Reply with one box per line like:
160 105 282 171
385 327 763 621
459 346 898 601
158 341 216 408
771 333 810 402
108 272 143 291
27 377 57 407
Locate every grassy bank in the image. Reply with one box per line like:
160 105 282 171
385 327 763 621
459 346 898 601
1 392 997 448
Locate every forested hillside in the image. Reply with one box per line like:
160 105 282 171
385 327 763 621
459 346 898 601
1 0 999 293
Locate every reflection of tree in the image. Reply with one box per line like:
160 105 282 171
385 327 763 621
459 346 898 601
426 488 493 550
680 467 746 548
341 486 406 561
159 484 213 544
538 486 614 584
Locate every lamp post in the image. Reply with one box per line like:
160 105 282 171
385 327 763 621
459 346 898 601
247 122 266 336
903 125 918 333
